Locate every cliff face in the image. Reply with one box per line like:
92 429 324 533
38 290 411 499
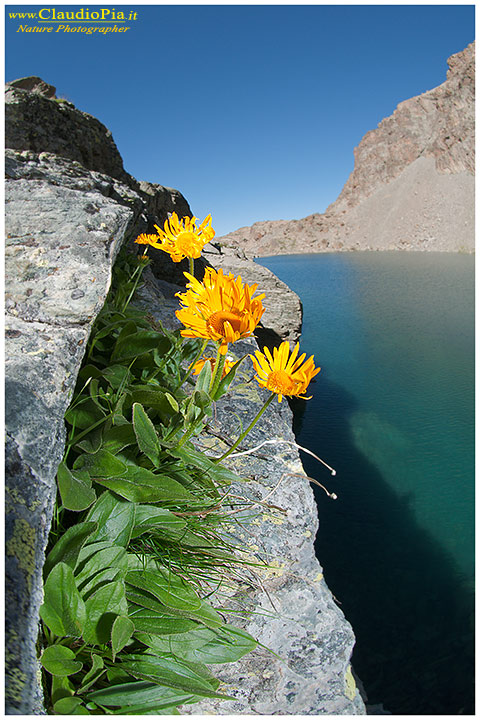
5 78 364 714
219 42 474 256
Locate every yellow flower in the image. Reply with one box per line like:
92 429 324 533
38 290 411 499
153 213 215 262
134 233 160 247
192 355 235 379
176 268 265 354
250 341 320 402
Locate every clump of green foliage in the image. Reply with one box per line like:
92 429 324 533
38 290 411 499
39 249 258 715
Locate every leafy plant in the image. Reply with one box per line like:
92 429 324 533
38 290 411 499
40 249 259 714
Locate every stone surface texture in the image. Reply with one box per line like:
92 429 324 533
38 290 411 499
218 43 474 256
5 82 185 715
135 282 366 715
5 77 364 714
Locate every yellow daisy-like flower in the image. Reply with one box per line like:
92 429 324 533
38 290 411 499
192 355 235 379
134 233 160 247
153 213 215 262
176 267 265 354
250 341 321 402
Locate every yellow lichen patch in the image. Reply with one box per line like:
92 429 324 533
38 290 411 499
5 665 27 704
344 665 357 701
259 559 286 580
6 486 40 513
302 529 312 538
262 512 285 526
6 518 36 590
314 571 324 582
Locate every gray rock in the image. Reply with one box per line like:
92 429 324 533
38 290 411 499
6 75 57 98
189 342 365 714
134 276 365 714
6 84 126 180
5 150 134 713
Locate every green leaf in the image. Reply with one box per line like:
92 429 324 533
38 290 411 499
194 358 212 394
113 703 182 715
65 397 105 430
83 581 128 645
75 426 104 455
79 567 124 600
111 330 169 362
40 563 86 637
44 522 97 578
85 491 136 547
126 387 180 416
57 462 96 512
76 541 112 567
53 696 89 714
131 506 187 540
102 364 133 390
129 606 199 635
171 445 238 485
40 645 83 677
133 403 161 466
111 615 135 661
164 393 179 413
51 674 74 704
75 546 128 586
73 449 127 478
193 390 211 410
102 423 137 454
118 654 231 699
126 569 201 612
127 587 222 629
86 680 195 707
184 625 257 664
77 653 105 693
95 466 194 503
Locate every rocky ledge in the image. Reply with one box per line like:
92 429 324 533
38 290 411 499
5 78 364 714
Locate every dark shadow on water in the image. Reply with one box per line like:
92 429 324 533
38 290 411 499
290 377 475 715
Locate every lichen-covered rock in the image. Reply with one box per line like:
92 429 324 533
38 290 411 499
5 150 137 713
4 82 189 712
135 280 366 715
186 343 365 714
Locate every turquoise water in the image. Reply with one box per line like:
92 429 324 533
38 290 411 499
257 252 474 715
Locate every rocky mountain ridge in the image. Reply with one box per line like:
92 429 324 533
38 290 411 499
219 42 474 256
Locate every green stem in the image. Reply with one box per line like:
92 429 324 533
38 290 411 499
176 339 209 390
67 413 112 447
176 419 203 449
215 393 275 463
121 261 146 312
209 347 226 397
188 256 194 277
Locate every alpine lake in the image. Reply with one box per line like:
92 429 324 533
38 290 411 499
256 251 474 715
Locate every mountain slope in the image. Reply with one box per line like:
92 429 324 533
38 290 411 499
220 42 474 256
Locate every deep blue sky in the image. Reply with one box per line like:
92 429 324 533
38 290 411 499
5 4 475 236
